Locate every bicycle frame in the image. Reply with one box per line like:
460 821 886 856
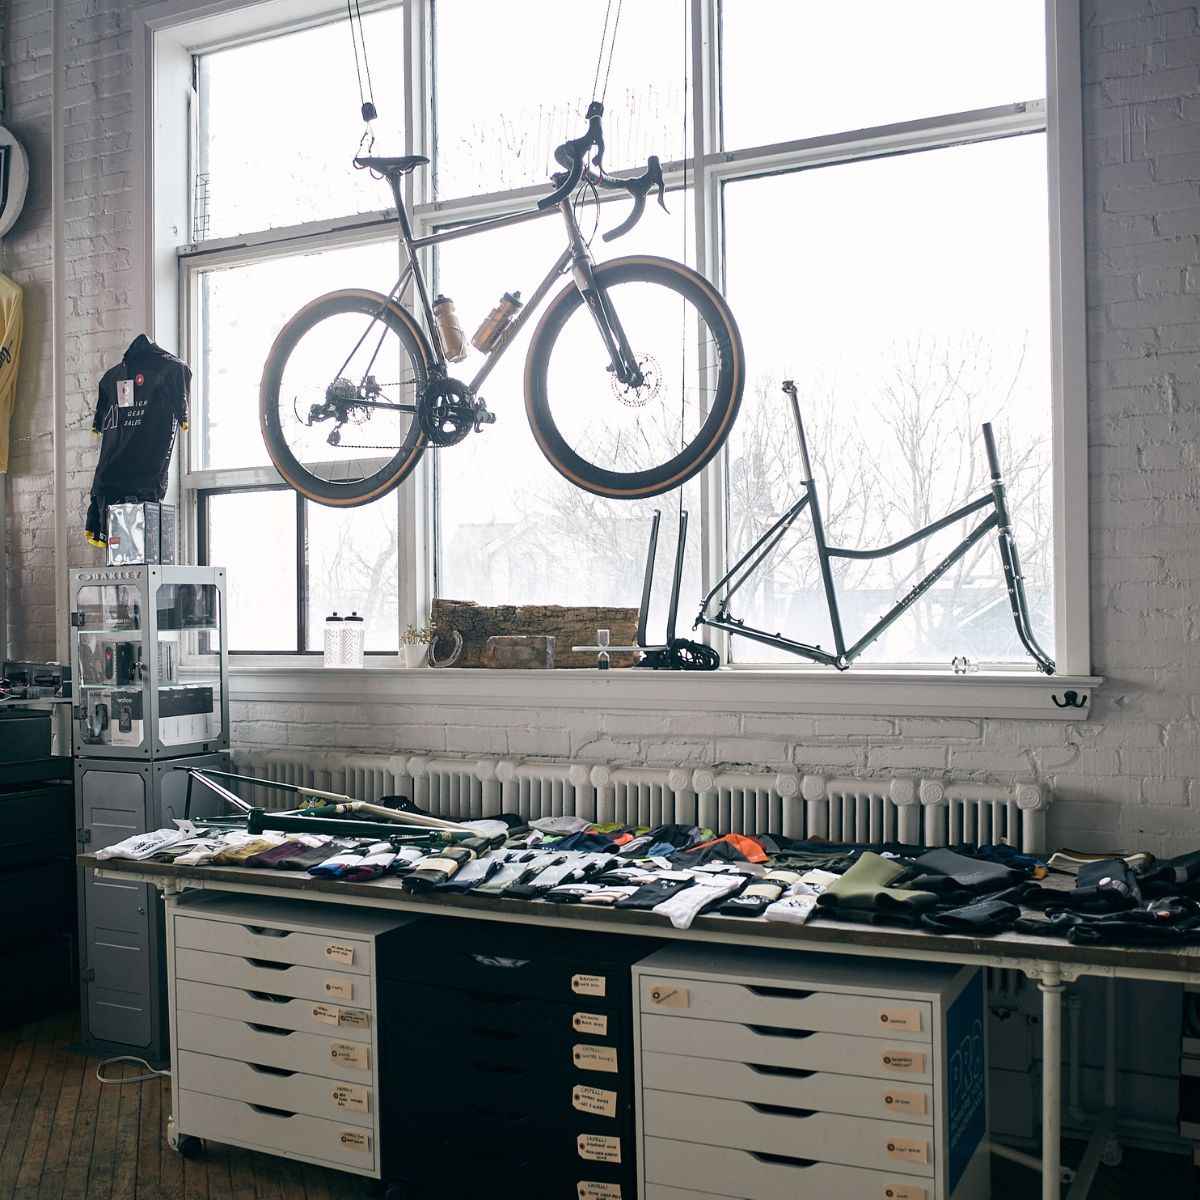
697 382 1056 674
373 170 640 403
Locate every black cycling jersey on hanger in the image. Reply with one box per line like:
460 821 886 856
85 334 190 546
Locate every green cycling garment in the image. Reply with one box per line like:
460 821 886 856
815 851 939 918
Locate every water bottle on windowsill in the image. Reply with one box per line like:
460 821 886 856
323 613 345 668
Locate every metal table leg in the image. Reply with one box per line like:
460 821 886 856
1038 965 1066 1200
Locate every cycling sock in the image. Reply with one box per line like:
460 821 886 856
653 874 744 929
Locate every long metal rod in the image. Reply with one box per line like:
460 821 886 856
829 492 995 560
1039 966 1065 1200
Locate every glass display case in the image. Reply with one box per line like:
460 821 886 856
69 566 229 759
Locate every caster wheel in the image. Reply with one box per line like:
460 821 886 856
175 1135 204 1160
384 1185 409 1200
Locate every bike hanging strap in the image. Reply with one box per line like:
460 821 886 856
345 0 378 154
589 0 625 108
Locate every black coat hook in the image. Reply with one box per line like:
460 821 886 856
1052 690 1087 709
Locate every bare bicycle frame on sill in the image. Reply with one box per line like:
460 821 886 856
696 381 1056 674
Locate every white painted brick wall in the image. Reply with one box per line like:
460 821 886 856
2 0 1199 857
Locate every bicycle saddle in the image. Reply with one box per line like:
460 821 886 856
354 154 429 176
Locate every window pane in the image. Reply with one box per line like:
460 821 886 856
205 490 297 651
198 6 405 241
721 1 1045 150
436 194 701 623
306 499 400 652
196 240 398 471
722 136 1054 667
433 0 687 199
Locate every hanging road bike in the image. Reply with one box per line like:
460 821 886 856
696 381 1056 673
259 103 744 506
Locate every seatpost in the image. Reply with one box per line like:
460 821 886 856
783 380 816 483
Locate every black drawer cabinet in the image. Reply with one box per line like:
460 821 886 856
378 917 660 1200
0 759 76 1029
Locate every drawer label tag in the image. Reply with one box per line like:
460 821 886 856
324 977 353 1001
883 1089 928 1115
325 942 356 966
884 1138 930 1165
882 1186 927 1200
577 1134 622 1164
331 1083 369 1113
572 973 606 997
339 1007 370 1029
311 1003 340 1026
572 1085 618 1118
881 1050 926 1074
330 1041 368 1069
578 1184 622 1200
573 1011 609 1036
573 1044 618 1073
878 1007 922 1032
338 1129 370 1152
648 984 690 1009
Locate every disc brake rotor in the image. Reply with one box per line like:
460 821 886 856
611 353 661 409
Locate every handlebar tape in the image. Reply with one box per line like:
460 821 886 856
538 101 606 210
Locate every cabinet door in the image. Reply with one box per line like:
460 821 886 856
79 767 154 1049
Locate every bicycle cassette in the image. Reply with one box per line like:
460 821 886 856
418 378 495 447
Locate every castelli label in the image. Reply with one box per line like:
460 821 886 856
577 1134 622 1164
323 977 353 1001
573 1044 618 1073
578 1184 622 1200
884 1138 930 1165
330 1041 368 1069
311 1003 340 1026
648 984 690 1008
339 1008 369 1029
330 1084 368 1113
338 1129 369 1151
883 1186 927 1200
572 1085 618 1118
324 942 355 965
573 1012 609 1036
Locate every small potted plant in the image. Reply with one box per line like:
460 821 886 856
399 618 435 668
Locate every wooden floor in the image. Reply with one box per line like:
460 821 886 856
0 1010 1194 1199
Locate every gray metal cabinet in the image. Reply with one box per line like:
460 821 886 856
76 751 228 1064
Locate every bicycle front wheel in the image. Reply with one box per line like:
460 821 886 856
260 289 431 507
524 256 744 499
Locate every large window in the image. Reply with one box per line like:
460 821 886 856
178 0 1072 670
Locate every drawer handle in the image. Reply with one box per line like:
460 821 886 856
747 1150 817 1169
746 1024 814 1040
465 1061 526 1077
245 926 291 938
247 1104 297 1119
248 1063 295 1077
466 990 524 1007
745 985 813 1000
468 1025 520 1042
246 958 292 972
746 1101 815 1119
747 1063 815 1079
246 1023 294 1037
246 991 291 1005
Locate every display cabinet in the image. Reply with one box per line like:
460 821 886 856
69 566 228 759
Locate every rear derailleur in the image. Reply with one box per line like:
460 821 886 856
418 376 496 447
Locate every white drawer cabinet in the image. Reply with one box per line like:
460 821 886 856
633 947 988 1200
165 892 414 1180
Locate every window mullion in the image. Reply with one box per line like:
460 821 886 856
297 491 308 654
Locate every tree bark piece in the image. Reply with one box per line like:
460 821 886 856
483 635 556 669
432 598 640 669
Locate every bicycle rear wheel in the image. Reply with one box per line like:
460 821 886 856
260 289 431 507
524 256 743 499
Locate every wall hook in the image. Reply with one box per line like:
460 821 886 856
1052 690 1087 709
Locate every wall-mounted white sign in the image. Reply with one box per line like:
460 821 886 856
0 128 29 239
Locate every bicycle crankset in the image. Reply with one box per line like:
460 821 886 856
418 377 496 447
639 638 721 671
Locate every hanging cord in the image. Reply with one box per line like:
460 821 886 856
589 0 624 108
346 0 378 155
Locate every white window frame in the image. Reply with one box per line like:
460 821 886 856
132 0 1097 719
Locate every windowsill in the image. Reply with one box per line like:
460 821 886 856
228 659 1102 721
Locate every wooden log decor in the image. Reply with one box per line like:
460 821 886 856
431 598 641 669
483 635 556 669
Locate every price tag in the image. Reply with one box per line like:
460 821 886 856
311 1003 340 1026
882 1186 927 1200
330 1041 368 1069
572 973 606 997
331 1083 369 1113
883 1089 928 1116
884 1138 930 1165
572 1012 608 1036
578 1184 622 1200
878 1007 922 1032
572 1044 618 1073
324 977 353 1001
325 942 355 966
648 984 689 1008
881 1050 926 1074
577 1134 622 1164
339 1008 370 1029
117 379 135 408
338 1129 370 1152
572 1085 618 1118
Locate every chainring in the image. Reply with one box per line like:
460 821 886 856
419 377 476 447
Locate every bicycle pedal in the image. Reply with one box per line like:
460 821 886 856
473 401 497 430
